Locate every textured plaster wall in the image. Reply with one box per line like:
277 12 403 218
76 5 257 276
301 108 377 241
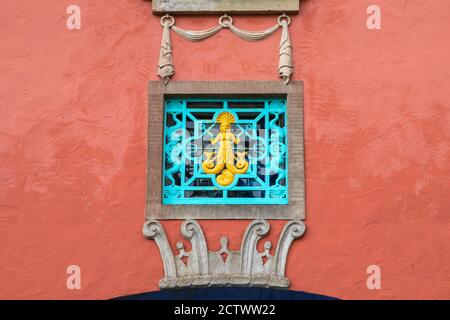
0 0 449 299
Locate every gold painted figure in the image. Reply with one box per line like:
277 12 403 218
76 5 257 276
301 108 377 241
202 112 249 186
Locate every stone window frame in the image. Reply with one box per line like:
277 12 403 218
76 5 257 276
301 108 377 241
147 80 305 220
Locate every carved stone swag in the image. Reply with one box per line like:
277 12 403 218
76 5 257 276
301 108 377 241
157 13 294 85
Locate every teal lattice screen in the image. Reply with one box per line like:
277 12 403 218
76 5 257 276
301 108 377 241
162 98 288 205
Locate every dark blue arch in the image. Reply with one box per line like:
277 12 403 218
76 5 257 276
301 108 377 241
115 287 338 300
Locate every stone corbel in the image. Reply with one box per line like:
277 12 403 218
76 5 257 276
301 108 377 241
143 219 306 289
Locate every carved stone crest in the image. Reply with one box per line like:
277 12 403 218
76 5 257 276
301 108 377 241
143 219 306 289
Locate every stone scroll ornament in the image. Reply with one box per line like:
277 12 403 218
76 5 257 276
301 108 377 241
157 14 294 85
143 219 305 289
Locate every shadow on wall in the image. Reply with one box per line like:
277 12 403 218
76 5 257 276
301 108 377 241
114 287 338 300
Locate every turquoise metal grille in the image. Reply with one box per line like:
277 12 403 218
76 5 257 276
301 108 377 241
162 98 288 205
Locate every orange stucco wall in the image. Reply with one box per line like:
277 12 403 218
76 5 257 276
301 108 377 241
1 0 449 299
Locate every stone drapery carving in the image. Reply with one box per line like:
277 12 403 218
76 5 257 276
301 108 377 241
157 15 175 84
278 16 294 84
173 23 222 41
157 14 294 85
143 219 305 289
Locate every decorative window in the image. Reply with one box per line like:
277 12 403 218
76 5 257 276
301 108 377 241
146 81 304 220
162 98 288 205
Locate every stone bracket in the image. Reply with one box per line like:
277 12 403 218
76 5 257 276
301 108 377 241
143 219 306 289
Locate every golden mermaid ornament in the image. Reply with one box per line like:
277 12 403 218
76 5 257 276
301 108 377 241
202 112 249 187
